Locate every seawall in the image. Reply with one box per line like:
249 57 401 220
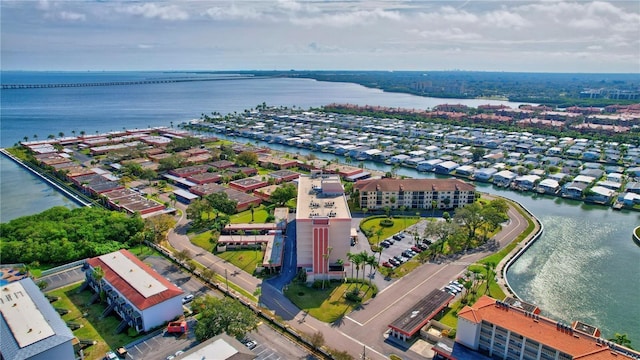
0 148 92 208
496 198 544 300
634 226 640 247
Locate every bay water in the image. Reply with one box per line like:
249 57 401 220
1 72 638 343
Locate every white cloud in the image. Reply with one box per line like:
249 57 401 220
587 45 603 51
408 27 481 42
58 11 85 22
290 8 402 27
204 4 263 20
117 3 188 21
483 10 530 29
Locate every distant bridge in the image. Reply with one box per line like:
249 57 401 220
1 75 266 90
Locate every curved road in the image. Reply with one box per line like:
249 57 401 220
165 193 535 360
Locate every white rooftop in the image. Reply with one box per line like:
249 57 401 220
182 338 238 360
99 251 167 298
0 281 55 348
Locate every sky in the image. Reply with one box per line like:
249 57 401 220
1 0 639 73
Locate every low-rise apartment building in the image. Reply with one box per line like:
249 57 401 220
355 178 475 210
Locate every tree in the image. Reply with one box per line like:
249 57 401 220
309 331 325 348
270 183 297 206
144 214 175 243
193 296 258 341
453 202 484 248
158 155 185 171
175 249 191 263
608 333 633 348
236 151 259 166
364 253 378 283
206 192 237 216
374 227 384 244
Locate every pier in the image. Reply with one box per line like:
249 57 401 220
0 148 93 207
1 75 264 90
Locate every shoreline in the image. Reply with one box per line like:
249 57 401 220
0 148 92 208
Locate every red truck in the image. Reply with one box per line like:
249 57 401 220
166 320 188 335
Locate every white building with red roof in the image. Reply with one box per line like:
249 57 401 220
85 249 184 333
454 295 639 360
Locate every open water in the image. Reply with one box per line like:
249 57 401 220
1 71 638 343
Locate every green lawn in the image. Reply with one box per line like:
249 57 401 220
359 216 420 245
190 230 215 252
217 249 263 274
47 283 146 360
284 282 375 323
230 206 270 224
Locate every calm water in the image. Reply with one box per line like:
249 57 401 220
1 72 638 343
0 155 77 222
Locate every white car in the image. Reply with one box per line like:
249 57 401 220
182 294 194 304
105 351 118 360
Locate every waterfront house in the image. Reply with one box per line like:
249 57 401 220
620 192 640 207
626 166 640 178
493 170 517 187
624 181 640 194
563 181 588 198
596 180 622 191
513 174 541 190
417 159 443 172
390 154 411 164
474 167 498 182
586 186 615 204
536 178 560 194
454 165 476 178
434 161 460 175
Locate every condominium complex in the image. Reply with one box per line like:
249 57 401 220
355 178 476 210
296 172 351 282
454 295 639 360
85 249 184 333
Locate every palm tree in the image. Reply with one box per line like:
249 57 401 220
365 253 378 284
347 252 356 279
352 252 365 286
336 258 344 280
432 200 438 217
322 246 333 289
608 333 632 347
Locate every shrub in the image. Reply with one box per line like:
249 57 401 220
379 218 394 227
312 280 324 289
345 289 362 303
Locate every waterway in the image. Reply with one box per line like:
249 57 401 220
1 72 638 343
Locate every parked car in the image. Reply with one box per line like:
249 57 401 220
417 243 429 251
380 241 390 248
389 258 400 266
392 235 402 241
382 261 394 268
244 340 257 350
398 233 406 239
350 238 356 246
423 239 433 246
445 285 461 294
105 351 118 360
411 246 422 253
182 294 194 304
394 255 406 264
448 282 463 292
386 238 395 245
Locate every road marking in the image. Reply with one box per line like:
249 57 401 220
335 329 387 360
344 316 364 326
360 265 450 326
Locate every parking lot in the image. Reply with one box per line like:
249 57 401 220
128 256 315 360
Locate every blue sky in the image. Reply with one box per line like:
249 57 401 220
1 0 639 72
